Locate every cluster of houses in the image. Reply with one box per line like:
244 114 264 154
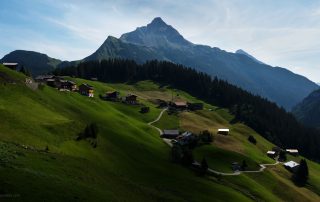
161 130 197 146
168 101 203 111
266 147 299 159
266 147 300 172
35 75 96 97
100 91 138 105
162 128 229 140
161 128 230 147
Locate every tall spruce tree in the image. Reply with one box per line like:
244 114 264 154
293 159 309 186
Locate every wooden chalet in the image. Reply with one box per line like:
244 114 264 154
267 151 277 158
105 91 120 100
79 83 94 97
217 128 229 135
60 80 77 91
3 63 18 70
125 94 137 104
161 129 180 139
286 149 299 156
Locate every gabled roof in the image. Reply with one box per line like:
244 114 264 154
267 151 276 154
163 129 179 135
80 83 94 89
284 161 299 168
218 129 229 132
174 101 187 106
3 62 18 66
67 80 76 85
180 131 193 138
286 149 299 153
35 75 55 80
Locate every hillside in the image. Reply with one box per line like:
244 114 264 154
0 65 320 201
0 50 61 76
292 89 320 128
1 18 318 109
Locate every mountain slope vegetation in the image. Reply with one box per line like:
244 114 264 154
54 59 320 161
0 50 61 76
292 89 320 128
1 65 320 201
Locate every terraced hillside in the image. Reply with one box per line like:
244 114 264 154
0 65 319 201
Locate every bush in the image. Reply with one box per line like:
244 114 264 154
248 135 257 144
199 130 213 143
278 150 287 162
200 157 209 175
77 123 99 140
140 106 150 113
241 160 248 171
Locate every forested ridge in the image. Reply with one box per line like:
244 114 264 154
54 59 320 161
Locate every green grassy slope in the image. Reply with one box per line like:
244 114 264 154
134 80 320 202
0 65 319 201
0 66 252 202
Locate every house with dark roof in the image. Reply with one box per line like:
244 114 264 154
60 80 77 91
105 91 120 101
79 84 94 97
125 94 138 104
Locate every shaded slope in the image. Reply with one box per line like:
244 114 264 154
292 89 320 128
0 50 61 76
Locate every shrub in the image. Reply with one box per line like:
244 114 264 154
140 106 150 113
241 160 248 171
200 157 209 175
199 130 213 143
278 150 287 162
248 135 257 144
77 123 99 140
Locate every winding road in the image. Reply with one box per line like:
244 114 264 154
148 108 281 176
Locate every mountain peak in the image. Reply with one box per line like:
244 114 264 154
119 17 192 48
150 17 166 26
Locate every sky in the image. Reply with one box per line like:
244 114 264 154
1 0 320 82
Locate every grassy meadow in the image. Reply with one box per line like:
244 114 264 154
0 65 319 201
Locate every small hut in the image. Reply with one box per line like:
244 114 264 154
217 129 229 135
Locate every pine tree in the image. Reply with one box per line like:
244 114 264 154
293 159 309 186
241 160 248 171
201 157 209 175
